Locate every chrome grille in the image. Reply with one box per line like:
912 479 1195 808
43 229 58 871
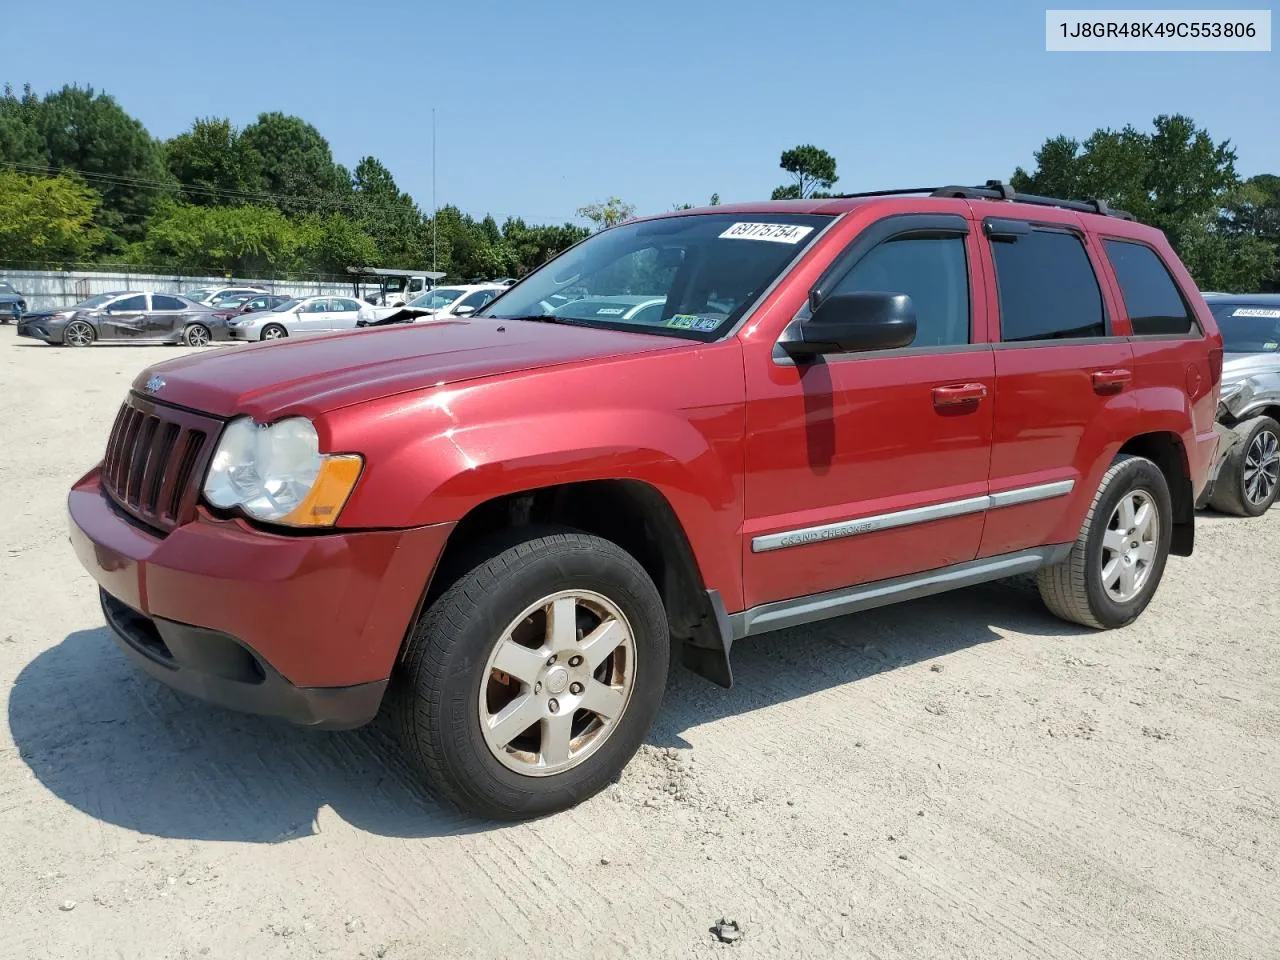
100 394 222 532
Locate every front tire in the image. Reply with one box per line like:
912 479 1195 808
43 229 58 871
1208 416 1279 517
1037 455 1173 629
64 320 96 347
391 528 669 820
261 324 288 341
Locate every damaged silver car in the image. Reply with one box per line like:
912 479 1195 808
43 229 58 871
1201 293 1280 516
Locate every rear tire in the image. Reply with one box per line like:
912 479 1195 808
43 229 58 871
1037 455 1173 629
390 528 669 820
1208 416 1279 517
183 323 212 347
261 324 288 341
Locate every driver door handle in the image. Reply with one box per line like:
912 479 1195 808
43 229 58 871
932 382 988 407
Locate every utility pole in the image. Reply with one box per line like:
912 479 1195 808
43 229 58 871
432 108 438 272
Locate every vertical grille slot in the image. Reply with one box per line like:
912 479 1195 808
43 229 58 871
167 430 207 522
144 422 180 512
126 416 159 506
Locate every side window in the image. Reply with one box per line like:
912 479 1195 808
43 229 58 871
458 290 495 310
829 234 971 347
1102 239 1197 336
151 295 187 311
333 298 361 312
110 295 147 312
990 228 1106 342
304 299 329 313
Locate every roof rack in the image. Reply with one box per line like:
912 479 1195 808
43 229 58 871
833 180 1136 221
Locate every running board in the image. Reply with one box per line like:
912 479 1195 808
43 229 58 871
727 544 1072 641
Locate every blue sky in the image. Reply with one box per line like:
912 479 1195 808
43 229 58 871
6 0 1277 225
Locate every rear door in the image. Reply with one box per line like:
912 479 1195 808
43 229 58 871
147 294 190 339
99 294 148 341
974 211 1135 558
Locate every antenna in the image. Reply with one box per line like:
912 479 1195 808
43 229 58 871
432 108 438 272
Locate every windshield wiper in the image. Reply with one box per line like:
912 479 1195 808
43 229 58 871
491 314 583 326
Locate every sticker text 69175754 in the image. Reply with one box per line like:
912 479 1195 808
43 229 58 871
719 222 815 244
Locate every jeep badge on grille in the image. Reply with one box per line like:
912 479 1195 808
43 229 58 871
144 376 165 394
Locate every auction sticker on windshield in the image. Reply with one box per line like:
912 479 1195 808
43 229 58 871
719 222 815 244
1233 308 1280 318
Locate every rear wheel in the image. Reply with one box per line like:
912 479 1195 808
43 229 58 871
261 324 288 341
183 323 212 347
1037 455 1173 629
391 528 669 820
64 320 95 347
1208 416 1279 517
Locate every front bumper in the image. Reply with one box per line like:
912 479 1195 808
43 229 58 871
69 466 454 727
17 318 60 342
226 325 257 340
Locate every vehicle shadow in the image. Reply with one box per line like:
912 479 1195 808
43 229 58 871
8 579 1085 843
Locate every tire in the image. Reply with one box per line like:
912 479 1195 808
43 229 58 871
63 320 96 347
390 527 669 820
1208 416 1279 517
183 323 212 347
1036 454 1173 629
261 324 288 341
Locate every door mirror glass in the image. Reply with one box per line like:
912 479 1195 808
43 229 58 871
453 305 476 316
781 291 917 359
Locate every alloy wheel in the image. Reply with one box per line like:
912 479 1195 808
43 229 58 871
1100 489 1159 603
1243 428 1279 506
478 589 636 777
65 321 94 346
186 325 211 347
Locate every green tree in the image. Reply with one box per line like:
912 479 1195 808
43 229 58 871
140 203 299 275
1012 115 1275 290
1221 174 1280 290
165 117 263 205
772 144 838 199
0 169 104 265
353 156 428 266
0 83 46 167
296 212 379 275
35 85 173 246
239 112 351 216
709 192 721 206
501 218 588 275
577 197 635 230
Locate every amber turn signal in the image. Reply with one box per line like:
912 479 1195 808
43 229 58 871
278 455 364 527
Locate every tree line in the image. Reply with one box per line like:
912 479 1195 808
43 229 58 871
764 119 1279 293
0 83 590 281
1 84 1277 293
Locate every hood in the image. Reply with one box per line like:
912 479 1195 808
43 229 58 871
1222 351 1280 383
133 318 684 419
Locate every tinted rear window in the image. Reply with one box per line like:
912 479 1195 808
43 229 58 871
991 228 1106 342
1103 240 1196 336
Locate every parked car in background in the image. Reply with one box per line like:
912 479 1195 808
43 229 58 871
212 293 292 321
17 292 226 346
1199 292 1280 516
0 281 27 323
184 285 269 306
356 284 506 327
227 295 364 341
69 184 1222 820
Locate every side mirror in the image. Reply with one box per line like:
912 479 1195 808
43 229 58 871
454 305 476 316
779 291 917 359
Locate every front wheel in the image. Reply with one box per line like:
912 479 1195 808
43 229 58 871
260 324 288 341
1037 454 1173 629
64 320 96 347
391 529 669 820
1209 416 1279 517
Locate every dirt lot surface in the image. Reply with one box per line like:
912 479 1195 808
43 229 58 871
1 328 1277 960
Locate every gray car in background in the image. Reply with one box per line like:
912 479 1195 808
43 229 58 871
16 291 229 347
1200 292 1280 516
0 281 27 323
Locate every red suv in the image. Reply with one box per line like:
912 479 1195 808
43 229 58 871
68 182 1223 819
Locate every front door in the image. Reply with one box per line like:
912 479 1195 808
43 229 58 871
295 298 331 335
100 294 148 340
973 211 1135 558
742 214 995 609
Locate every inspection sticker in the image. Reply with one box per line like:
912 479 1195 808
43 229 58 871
719 222 814 244
1232 307 1280 318
595 307 626 315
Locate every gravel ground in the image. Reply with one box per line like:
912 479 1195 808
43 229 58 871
1 328 1277 960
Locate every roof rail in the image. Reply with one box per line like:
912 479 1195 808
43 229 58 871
930 180 1137 221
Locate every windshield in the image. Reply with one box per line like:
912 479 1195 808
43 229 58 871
74 293 117 310
185 288 216 301
0 283 15 295
1210 303 1280 353
408 288 467 309
478 213 831 340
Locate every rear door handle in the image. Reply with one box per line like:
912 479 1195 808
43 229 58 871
1092 368 1132 394
932 383 988 407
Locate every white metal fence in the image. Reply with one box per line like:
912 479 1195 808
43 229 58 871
3 269 374 311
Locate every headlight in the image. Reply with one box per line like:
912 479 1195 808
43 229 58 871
202 416 363 527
